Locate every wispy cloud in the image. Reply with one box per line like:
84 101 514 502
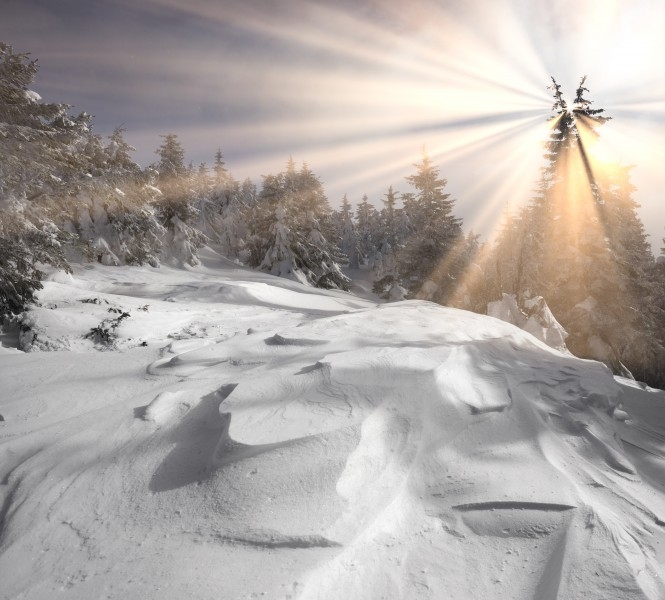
4 0 665 251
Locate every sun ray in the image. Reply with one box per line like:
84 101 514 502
13 0 665 252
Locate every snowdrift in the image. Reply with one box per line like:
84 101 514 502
1 255 664 599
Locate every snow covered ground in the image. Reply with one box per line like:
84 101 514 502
1 249 664 600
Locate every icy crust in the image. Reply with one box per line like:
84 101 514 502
1 263 665 599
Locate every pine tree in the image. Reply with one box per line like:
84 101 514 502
0 42 68 130
240 177 257 207
380 185 399 250
195 159 221 243
105 127 137 172
372 186 406 299
0 42 167 280
247 172 282 267
355 194 377 266
69 127 165 267
487 77 663 383
537 79 656 374
153 134 204 266
0 43 77 317
397 149 463 301
196 148 244 255
249 160 349 289
73 169 165 268
524 78 610 308
337 194 359 268
156 133 186 180
213 148 226 181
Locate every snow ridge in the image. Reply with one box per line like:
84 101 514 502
1 260 664 599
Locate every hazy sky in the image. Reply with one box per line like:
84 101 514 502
4 0 665 253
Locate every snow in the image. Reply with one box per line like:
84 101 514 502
488 293 568 352
23 89 41 103
1 250 665 599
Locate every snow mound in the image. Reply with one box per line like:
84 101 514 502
142 391 191 425
1 262 664 600
488 293 568 352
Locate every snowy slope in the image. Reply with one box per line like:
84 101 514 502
1 251 664 600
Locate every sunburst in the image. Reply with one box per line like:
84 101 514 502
30 0 661 253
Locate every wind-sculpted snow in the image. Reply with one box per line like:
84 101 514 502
1 258 664 599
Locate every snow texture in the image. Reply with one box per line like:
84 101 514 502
1 248 664 599
488 293 568 352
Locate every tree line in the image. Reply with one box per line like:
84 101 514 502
1 42 665 386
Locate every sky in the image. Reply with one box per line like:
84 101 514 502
4 0 665 253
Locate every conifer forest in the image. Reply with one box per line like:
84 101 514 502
2 42 665 387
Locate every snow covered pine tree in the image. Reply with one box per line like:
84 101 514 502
397 149 463 302
0 42 75 317
249 159 349 289
153 133 205 266
486 77 662 383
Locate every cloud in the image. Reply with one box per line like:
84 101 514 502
4 0 665 252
